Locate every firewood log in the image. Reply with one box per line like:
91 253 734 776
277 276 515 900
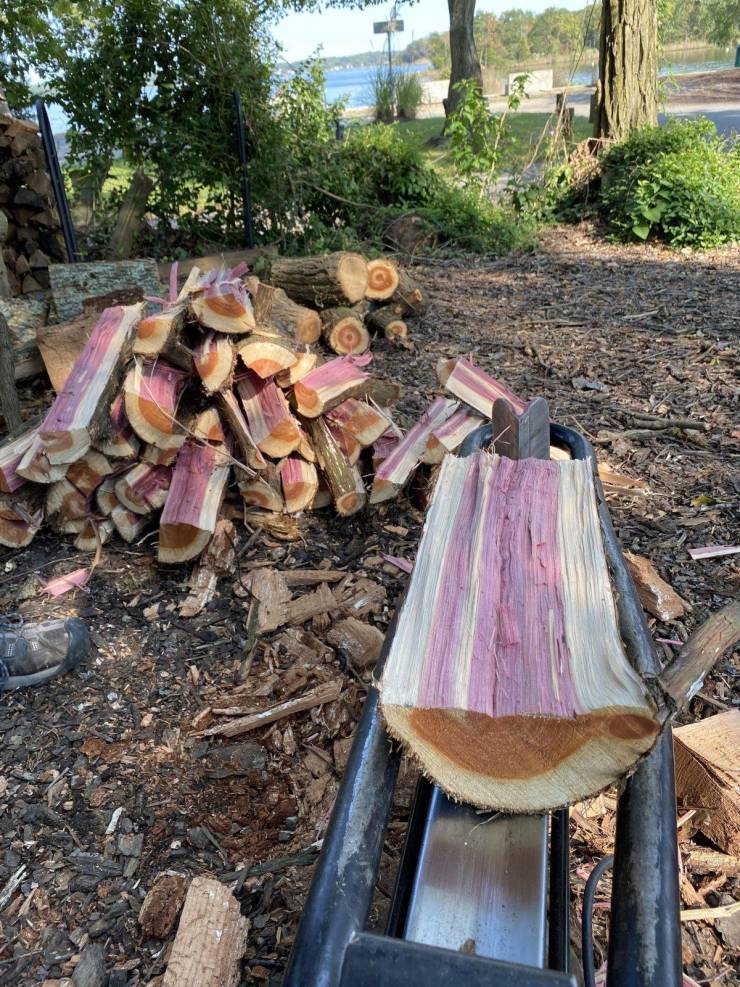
74 518 114 551
275 350 318 387
370 398 458 504
380 452 661 812
269 252 368 308
280 456 319 513
365 258 400 301
0 489 43 547
293 354 372 418
159 440 231 563
110 504 149 542
238 464 284 512
437 356 526 418
64 449 113 498
308 417 366 516
372 430 402 472
97 395 140 460
320 308 370 355
236 332 298 379
95 475 121 515
134 304 186 356
248 280 321 344
192 407 225 444
366 306 407 340
16 433 68 484
216 390 266 470
390 270 430 317
296 427 316 463
46 478 89 522
326 421 361 465
193 332 235 394
124 360 188 449
115 463 172 514
235 372 301 459
308 474 332 510
0 426 36 493
141 442 181 467
325 399 391 447
422 407 483 464
28 304 142 468
190 273 255 333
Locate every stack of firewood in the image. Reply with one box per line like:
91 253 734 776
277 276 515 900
0 115 66 293
0 251 512 562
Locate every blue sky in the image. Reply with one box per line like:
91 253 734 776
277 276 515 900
272 0 587 62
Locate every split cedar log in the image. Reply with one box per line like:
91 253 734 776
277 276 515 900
159 439 231 563
293 353 372 418
192 407 225 444
280 455 319 513
438 356 526 418
15 433 68 485
422 406 483 464
372 430 401 471
142 443 180 467
133 304 185 357
193 332 235 393
660 601 740 710
269 252 368 308
97 395 139 460
65 449 113 496
238 465 284 513
190 272 255 334
310 473 332 510
0 489 43 548
275 350 318 387
216 389 266 470
95 475 121 515
237 331 298 378
235 371 302 458
110 504 150 542
380 451 660 811
365 258 400 300
674 710 740 856
161 876 248 987
320 307 370 355
0 426 36 493
115 463 172 514
366 305 407 340
46 478 89 522
370 397 458 503
27 304 142 469
124 360 188 449
325 398 390 447
74 517 113 551
296 427 316 463
308 417 366 516
247 279 321 344
326 421 361 465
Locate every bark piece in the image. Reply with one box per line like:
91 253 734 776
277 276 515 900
248 280 321 343
674 711 740 856
269 252 368 307
293 353 372 418
31 304 142 467
327 617 385 668
217 389 266 470
244 567 292 632
237 331 298 378
423 406 483 464
236 371 301 458
193 332 236 393
321 307 370 355
286 582 337 626
161 876 248 987
309 417 366 516
380 451 659 812
124 359 188 449
180 518 237 617
49 259 159 322
0 489 43 548
660 602 740 710
283 569 346 587
159 440 231 563
190 270 255 334
139 874 188 940
624 551 688 622
370 397 458 503
366 305 408 340
134 304 186 357
196 680 342 739
115 463 172 514
280 455 319 514
437 356 526 417
325 398 391 447
365 258 400 300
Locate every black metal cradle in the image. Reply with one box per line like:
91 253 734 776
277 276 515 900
283 422 683 987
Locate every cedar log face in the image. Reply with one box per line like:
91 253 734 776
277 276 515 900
380 451 659 812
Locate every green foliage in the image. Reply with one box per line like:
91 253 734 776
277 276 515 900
0 1 64 110
598 119 740 247
369 67 396 123
395 72 424 120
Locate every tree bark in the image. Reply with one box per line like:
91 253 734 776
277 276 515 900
444 0 483 117
593 0 658 140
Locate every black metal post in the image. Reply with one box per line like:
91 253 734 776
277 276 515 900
35 99 79 263
548 809 570 972
232 90 255 249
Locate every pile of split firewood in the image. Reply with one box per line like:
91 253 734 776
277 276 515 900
0 250 516 562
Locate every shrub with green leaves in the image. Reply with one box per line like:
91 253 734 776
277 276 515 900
598 119 740 248
395 71 424 120
369 67 396 124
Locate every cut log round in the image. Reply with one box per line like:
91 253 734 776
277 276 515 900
134 305 185 356
235 372 301 459
269 252 368 308
193 332 235 394
309 417 366 516
293 353 372 419
237 332 298 379
65 449 113 497
192 407 226 444
158 440 231 563
390 270 430 317
309 474 332 510
365 258 400 301
238 465 284 512
321 308 370 355
280 456 319 514
142 443 181 467
0 489 43 548
74 518 114 552
325 399 391 448
95 475 121 515
275 350 318 388
124 360 188 449
46 478 89 522
16 434 68 484
366 306 407 340
110 504 149 542
248 280 321 344
190 279 255 334
380 452 660 812
115 463 172 514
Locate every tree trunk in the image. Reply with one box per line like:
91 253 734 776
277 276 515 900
444 0 483 117
593 0 658 140
108 170 154 260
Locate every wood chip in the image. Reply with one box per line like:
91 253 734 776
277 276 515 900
195 680 342 739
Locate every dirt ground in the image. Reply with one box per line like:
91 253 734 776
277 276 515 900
0 223 738 986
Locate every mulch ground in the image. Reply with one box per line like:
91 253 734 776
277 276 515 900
0 222 738 986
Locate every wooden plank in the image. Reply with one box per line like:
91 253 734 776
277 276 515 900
49 259 160 321
161 876 248 987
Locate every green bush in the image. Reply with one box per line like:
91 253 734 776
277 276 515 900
598 119 740 248
395 72 424 120
369 67 396 123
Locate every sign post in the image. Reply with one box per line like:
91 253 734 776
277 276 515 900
373 4 404 109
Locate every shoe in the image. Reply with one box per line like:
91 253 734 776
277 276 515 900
0 614 89 691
